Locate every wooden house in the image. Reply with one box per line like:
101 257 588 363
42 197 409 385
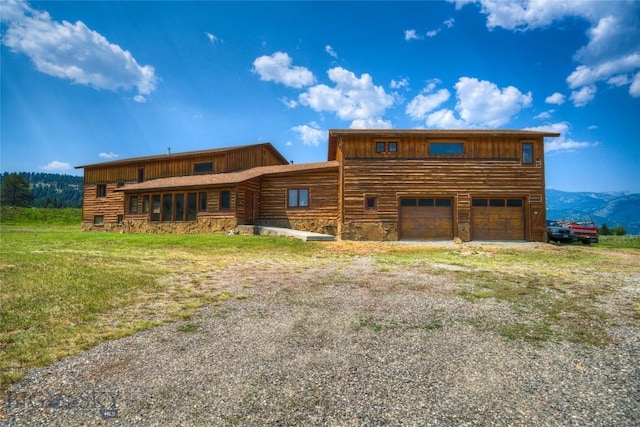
328 129 558 241
76 129 558 241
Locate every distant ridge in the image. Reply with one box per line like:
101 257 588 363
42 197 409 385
546 189 640 235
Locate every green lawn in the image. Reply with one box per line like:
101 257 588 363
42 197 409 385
1 208 638 392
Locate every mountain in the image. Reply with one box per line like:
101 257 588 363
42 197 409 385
0 172 83 208
546 189 640 235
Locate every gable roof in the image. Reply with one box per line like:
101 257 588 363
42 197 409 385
116 161 339 192
75 142 288 169
327 129 561 161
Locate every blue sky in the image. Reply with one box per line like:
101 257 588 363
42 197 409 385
2 0 640 192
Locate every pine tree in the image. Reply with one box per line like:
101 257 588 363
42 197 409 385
0 173 34 207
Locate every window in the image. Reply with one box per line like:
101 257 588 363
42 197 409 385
151 195 161 221
175 193 185 222
142 195 150 214
187 193 197 221
429 142 464 155
375 141 398 154
194 162 214 173
400 198 417 207
199 192 207 211
93 215 104 225
162 194 173 221
472 199 488 207
220 191 231 210
288 189 309 208
129 195 139 214
138 168 144 183
435 198 452 207
365 196 377 210
96 184 106 198
117 215 123 225
507 199 523 207
522 143 533 164
489 199 505 207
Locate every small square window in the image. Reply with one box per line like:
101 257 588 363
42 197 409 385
96 184 106 198
376 142 386 153
388 142 397 153
365 196 377 210
93 215 104 225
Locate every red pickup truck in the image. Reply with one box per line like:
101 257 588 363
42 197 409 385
559 220 599 244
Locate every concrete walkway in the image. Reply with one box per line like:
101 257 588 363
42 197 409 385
254 226 336 242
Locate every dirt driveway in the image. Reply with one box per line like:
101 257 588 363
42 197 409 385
4 242 640 426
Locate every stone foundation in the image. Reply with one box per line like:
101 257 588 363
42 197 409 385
457 221 471 242
339 221 398 241
81 217 239 234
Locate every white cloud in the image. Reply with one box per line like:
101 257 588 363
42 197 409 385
404 29 421 41
630 72 640 97
298 67 395 126
325 45 338 59
525 122 597 153
406 88 451 120
421 77 532 128
280 97 298 109
350 117 393 129
570 85 597 107
588 124 598 130
292 122 324 147
444 18 455 28
252 52 316 88
2 1 157 99
426 109 465 128
426 30 438 38
457 0 640 102
98 152 119 159
534 110 554 120
545 92 565 105
205 32 219 44
40 160 72 171
390 78 409 90
454 77 532 127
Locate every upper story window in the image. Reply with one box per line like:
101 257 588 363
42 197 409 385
138 168 144 183
375 141 398 154
96 184 107 198
429 142 464 155
194 162 214 174
522 143 533 164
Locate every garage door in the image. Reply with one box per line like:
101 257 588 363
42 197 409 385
471 198 524 240
399 198 453 240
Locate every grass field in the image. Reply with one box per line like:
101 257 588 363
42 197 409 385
1 208 638 392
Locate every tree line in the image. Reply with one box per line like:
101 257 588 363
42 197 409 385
0 172 83 208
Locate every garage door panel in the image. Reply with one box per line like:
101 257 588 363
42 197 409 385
400 201 453 240
472 198 524 240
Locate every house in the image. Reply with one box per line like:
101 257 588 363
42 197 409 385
76 129 558 241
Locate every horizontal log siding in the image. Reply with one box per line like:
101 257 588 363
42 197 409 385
339 134 541 161
83 146 286 184
82 184 124 224
341 159 544 224
259 170 338 221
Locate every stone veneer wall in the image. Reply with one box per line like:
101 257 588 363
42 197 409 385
83 217 238 234
257 218 338 236
339 221 398 241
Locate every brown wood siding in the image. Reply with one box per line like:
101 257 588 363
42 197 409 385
259 169 338 221
339 134 540 161
342 160 543 221
83 145 286 184
82 183 124 223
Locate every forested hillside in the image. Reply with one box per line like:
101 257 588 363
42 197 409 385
0 172 83 208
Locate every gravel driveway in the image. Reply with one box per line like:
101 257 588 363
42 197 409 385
4 248 640 426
